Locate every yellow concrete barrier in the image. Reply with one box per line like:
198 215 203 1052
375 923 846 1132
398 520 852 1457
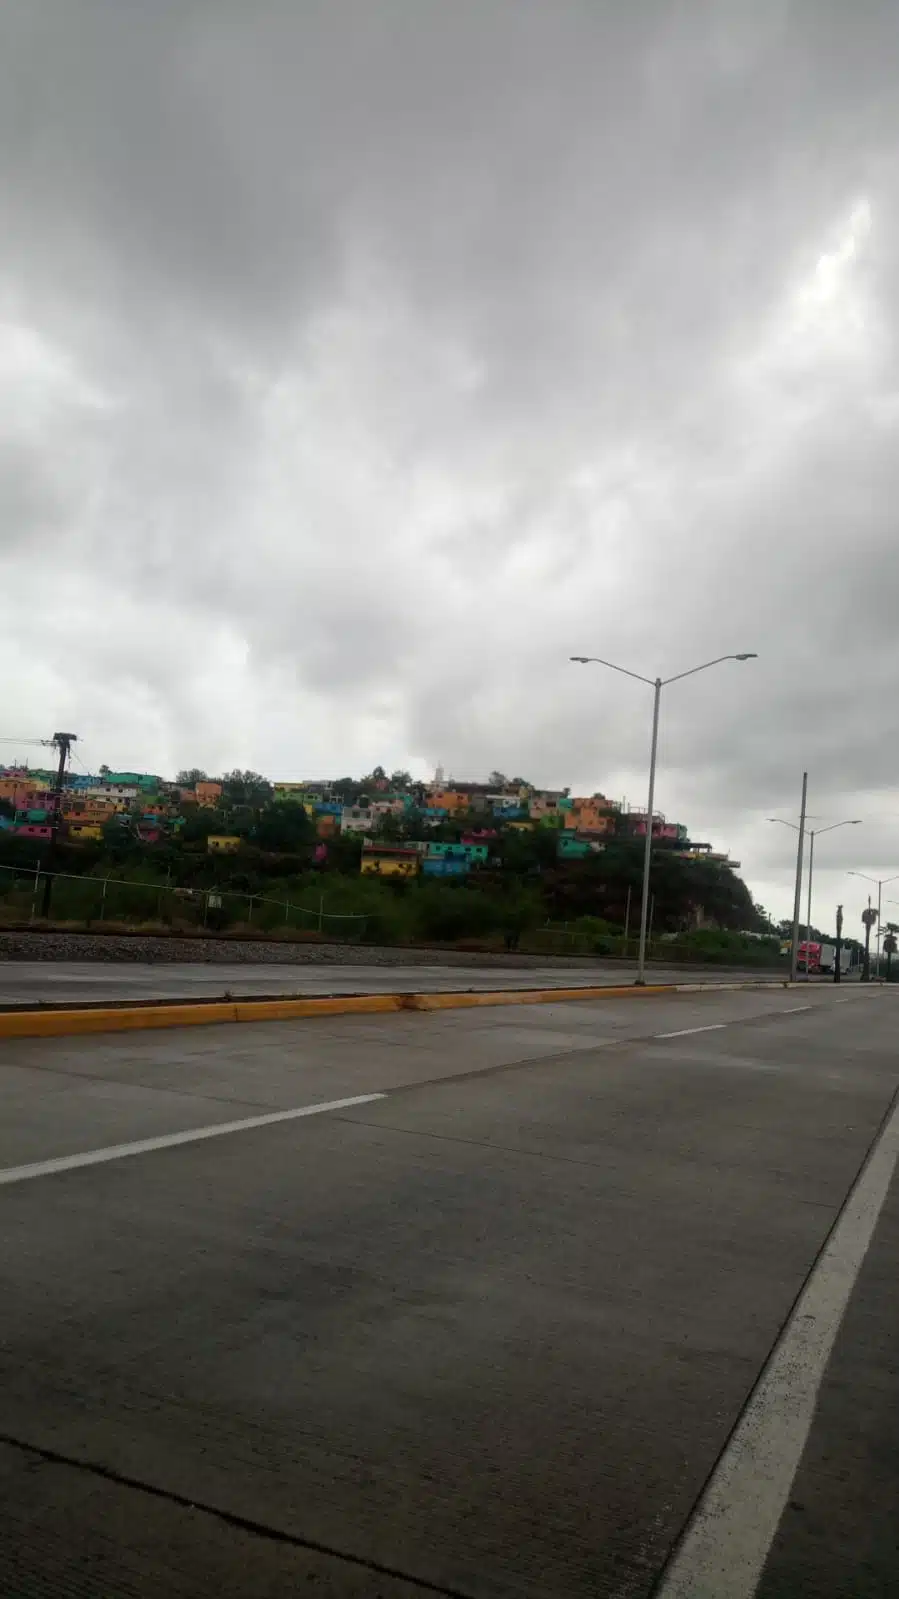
0 983 689 1039
0 1002 240 1038
399 984 676 1010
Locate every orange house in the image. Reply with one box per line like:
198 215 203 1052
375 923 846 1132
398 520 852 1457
429 789 471 814
565 797 615 834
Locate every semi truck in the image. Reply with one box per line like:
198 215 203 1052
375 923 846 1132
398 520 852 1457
797 941 852 975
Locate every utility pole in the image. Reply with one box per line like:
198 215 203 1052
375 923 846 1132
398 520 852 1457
40 731 77 918
789 771 808 984
834 903 843 984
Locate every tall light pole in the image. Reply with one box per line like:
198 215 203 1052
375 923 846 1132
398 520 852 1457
848 871 899 980
570 651 757 984
768 815 861 978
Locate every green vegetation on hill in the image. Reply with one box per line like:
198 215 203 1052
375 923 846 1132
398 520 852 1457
0 808 773 960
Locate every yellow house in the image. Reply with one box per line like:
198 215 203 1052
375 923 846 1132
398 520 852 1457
68 823 104 842
361 844 419 877
208 835 241 853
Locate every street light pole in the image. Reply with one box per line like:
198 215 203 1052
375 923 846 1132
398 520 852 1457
571 650 757 985
637 678 662 985
848 871 899 982
770 813 861 980
806 828 814 948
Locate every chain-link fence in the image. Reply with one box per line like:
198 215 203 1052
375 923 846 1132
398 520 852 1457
0 864 367 939
529 920 788 967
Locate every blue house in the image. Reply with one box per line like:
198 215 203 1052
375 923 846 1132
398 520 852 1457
422 856 469 877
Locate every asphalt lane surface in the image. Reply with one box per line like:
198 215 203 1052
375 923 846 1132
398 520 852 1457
0 985 895 1597
0 957 787 1005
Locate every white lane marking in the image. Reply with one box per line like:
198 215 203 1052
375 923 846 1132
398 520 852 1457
0 1094 387 1188
655 1024 728 1039
657 1087 899 1599
782 1005 811 1013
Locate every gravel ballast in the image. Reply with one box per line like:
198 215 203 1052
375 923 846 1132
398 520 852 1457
0 930 601 969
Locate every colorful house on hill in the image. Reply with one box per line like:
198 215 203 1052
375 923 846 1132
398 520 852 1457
341 805 374 834
491 797 527 819
529 795 569 827
360 843 419 877
207 834 240 853
422 855 469 877
428 789 471 815
68 823 104 842
104 772 159 793
628 812 687 842
13 824 52 839
565 796 616 835
427 841 489 867
557 834 600 860
195 781 223 808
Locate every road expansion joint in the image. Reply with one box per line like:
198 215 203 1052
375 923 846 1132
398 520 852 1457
0 1428 479 1599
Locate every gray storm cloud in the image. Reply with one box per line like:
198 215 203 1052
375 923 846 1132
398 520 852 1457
1 0 898 921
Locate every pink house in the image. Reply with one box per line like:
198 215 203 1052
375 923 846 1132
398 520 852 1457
631 814 684 841
14 824 52 839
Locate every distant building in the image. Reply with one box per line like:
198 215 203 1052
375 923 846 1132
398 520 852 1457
195 781 223 808
207 835 241 853
557 835 598 860
422 855 469 877
565 797 616 836
428 789 471 815
360 844 419 877
626 810 687 842
341 805 375 834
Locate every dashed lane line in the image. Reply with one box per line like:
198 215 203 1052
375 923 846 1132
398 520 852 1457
0 1094 387 1188
655 1024 728 1039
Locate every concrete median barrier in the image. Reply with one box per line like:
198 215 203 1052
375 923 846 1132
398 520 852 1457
0 979 797 1039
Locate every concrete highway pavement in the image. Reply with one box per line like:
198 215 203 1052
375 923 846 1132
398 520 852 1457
0 985 896 1596
0 956 788 1006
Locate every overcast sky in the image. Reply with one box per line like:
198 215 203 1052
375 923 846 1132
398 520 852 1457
2 0 898 926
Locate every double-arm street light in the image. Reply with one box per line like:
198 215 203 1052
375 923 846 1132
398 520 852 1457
847 871 899 978
570 652 757 984
769 817 862 978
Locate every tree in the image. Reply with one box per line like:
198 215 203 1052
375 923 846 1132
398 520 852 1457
488 771 508 789
0 797 13 821
176 768 208 786
220 769 273 808
253 802 313 853
389 770 413 790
